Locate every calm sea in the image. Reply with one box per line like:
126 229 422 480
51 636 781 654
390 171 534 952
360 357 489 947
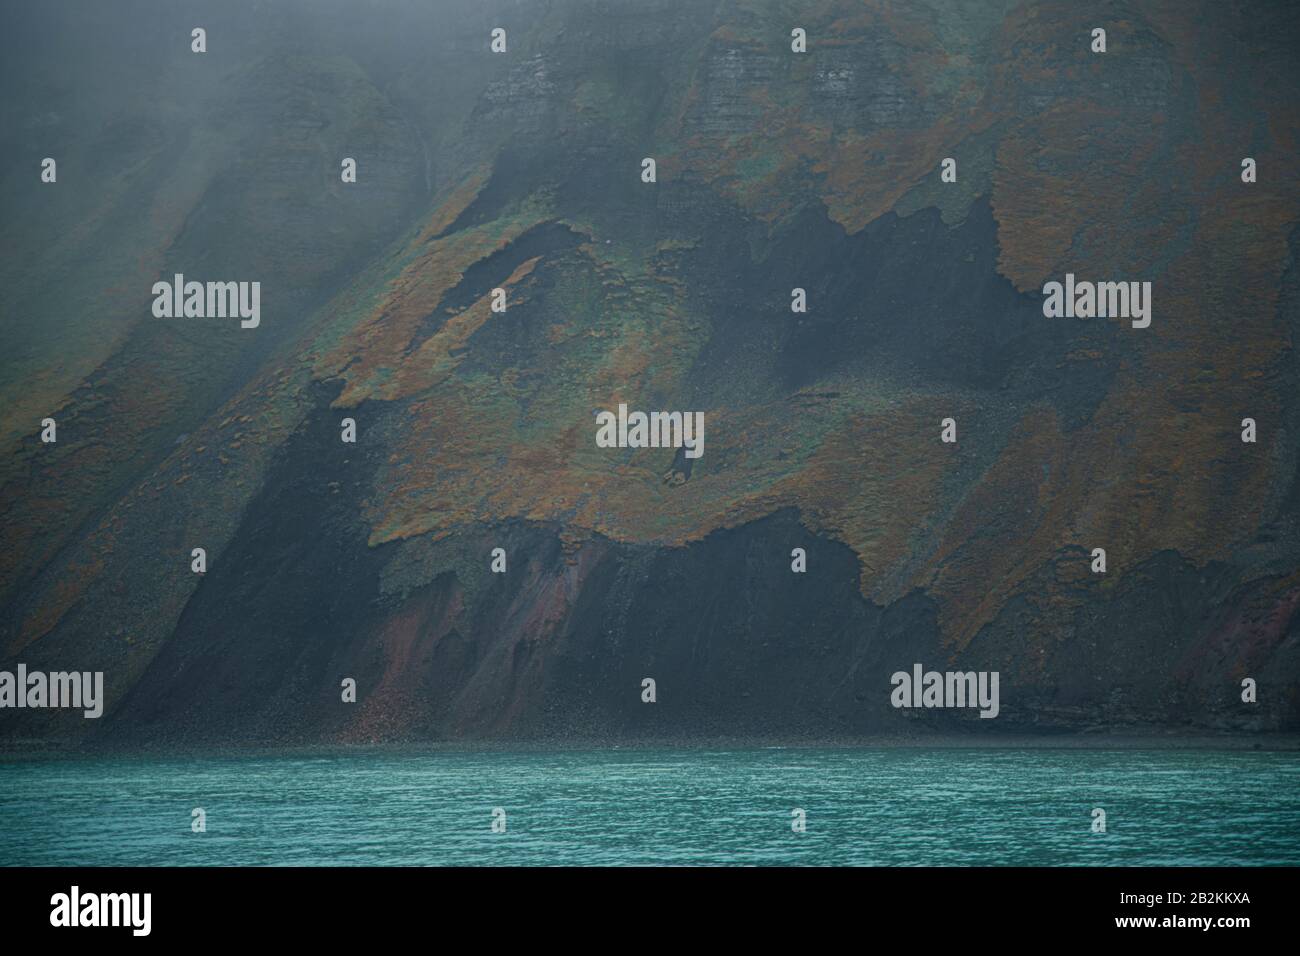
2 747 1297 866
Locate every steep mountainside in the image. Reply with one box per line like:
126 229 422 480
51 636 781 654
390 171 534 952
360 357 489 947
2 0 1299 749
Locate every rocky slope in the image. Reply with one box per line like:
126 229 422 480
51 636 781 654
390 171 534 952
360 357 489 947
2 0 1298 749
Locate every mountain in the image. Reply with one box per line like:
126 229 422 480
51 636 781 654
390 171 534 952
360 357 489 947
2 0 1299 750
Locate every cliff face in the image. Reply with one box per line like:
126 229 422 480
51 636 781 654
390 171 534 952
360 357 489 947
2 0 1299 749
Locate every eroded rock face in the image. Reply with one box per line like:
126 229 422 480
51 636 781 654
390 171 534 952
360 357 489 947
2 0 1299 749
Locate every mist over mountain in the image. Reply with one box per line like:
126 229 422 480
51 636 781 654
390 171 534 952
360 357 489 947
2 0 1299 750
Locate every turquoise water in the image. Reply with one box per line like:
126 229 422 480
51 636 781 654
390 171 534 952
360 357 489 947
2 748 1298 866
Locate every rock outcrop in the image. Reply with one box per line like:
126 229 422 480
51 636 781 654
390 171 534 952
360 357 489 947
2 0 1298 749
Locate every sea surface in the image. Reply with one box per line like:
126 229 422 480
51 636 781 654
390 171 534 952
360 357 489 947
2 747 1298 866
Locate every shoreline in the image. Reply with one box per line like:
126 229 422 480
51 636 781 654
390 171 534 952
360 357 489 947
4 730 1299 764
